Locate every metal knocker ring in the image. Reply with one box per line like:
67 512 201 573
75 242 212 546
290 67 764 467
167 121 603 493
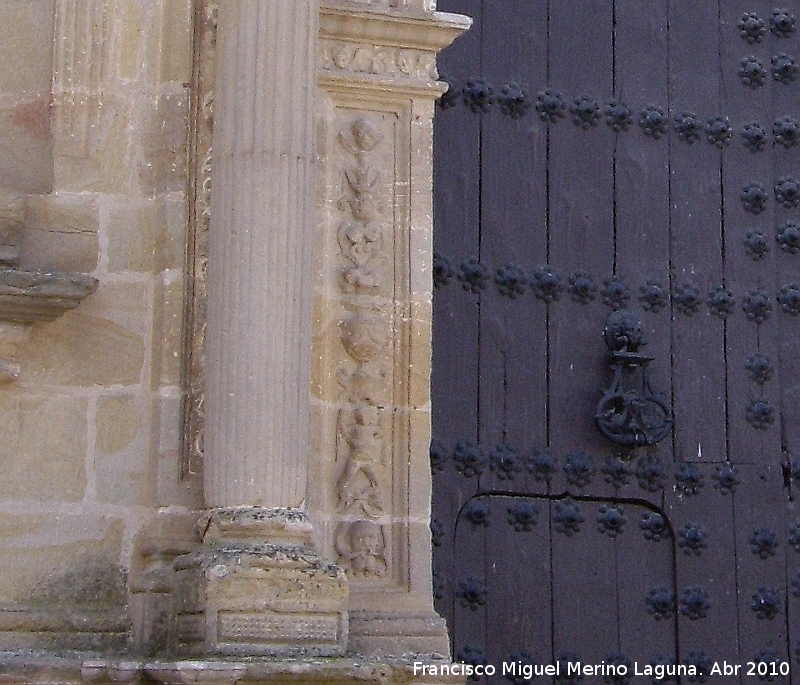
595 309 672 447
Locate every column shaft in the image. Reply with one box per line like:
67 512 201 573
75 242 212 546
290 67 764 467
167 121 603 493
204 0 317 508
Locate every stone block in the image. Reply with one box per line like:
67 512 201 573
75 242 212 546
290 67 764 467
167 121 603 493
152 275 183 386
157 0 193 84
95 393 150 505
22 193 99 272
0 392 87 502
0 96 54 194
0 0 55 94
0 513 128 650
20 281 147 386
116 0 144 81
137 91 189 194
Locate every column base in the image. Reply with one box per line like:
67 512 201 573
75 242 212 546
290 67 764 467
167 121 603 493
173 508 348 658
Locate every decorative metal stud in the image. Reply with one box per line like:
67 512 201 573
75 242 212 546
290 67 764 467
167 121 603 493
752 649 780 682
706 116 733 147
430 439 448 474
739 12 767 43
792 570 800 596
774 115 800 148
675 462 705 496
604 654 632 685
678 522 708 556
636 454 667 492
553 497 584 536
602 456 633 489
605 101 632 132
564 449 596 487
568 271 597 304
752 585 781 620
597 505 626 538
746 353 774 384
680 586 710 620
639 280 669 312
601 275 630 310
750 527 779 558
462 79 494 113
708 285 736 319
742 121 768 152
775 176 800 207
639 105 668 139
646 587 676 620
640 512 668 542
505 651 536 685
463 498 491 527
536 88 566 123
570 95 600 129
430 518 445 547
745 231 770 261
456 576 486 611
437 75 460 110
743 289 773 323
771 52 798 83
494 263 527 299
490 443 522 480
682 650 712 684
531 265 564 302
777 220 800 253
673 112 703 144
740 56 767 88
674 281 702 316
712 463 741 495
741 182 768 214
778 282 800 315
498 83 531 119
788 518 800 550
453 441 487 478
507 500 539 532
458 256 489 293
433 252 454 289
747 398 775 430
456 645 487 680
771 8 796 36
554 653 584 684
529 448 559 482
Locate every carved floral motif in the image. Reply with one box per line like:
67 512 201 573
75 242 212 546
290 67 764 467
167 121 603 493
334 117 391 578
320 41 437 81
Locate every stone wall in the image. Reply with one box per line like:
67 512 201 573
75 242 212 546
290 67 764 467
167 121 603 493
0 0 197 651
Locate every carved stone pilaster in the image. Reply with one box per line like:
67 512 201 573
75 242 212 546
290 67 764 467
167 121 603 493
313 2 470 657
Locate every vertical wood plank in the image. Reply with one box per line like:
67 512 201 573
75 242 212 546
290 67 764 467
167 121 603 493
669 0 727 464
431 0 483 646
478 0 549 496
547 0 616 465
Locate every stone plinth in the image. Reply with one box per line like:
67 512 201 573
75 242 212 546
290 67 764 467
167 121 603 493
172 509 348 658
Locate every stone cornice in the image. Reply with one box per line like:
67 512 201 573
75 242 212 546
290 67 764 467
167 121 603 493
0 268 98 324
319 3 471 91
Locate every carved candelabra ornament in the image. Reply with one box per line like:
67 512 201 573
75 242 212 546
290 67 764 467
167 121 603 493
595 310 672 448
334 117 389 579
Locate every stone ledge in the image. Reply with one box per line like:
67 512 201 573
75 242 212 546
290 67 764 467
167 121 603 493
0 656 467 685
0 268 98 323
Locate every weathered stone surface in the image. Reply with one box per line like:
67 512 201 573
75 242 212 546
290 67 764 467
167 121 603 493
0 267 98 323
174 509 349 658
137 92 189 195
0 393 87 502
152 275 183 386
23 194 100 273
20 281 146 386
0 514 128 650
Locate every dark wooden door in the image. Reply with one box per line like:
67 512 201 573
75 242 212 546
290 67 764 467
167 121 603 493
431 2 800 683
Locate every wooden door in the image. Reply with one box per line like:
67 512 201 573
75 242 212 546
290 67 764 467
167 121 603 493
431 2 800 683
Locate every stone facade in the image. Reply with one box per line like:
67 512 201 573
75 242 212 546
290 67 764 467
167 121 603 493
0 0 469 680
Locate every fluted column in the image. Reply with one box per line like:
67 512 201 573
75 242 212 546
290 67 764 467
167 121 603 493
204 0 317 508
